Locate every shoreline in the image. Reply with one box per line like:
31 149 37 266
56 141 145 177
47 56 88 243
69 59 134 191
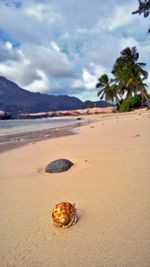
0 108 148 153
0 119 92 153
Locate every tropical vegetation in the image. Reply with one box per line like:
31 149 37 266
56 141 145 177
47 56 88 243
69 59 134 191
118 94 142 112
96 46 150 111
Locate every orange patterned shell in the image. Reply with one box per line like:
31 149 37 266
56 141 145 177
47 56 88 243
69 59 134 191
52 202 77 228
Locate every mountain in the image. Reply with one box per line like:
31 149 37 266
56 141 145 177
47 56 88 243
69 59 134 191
0 76 113 115
0 76 83 114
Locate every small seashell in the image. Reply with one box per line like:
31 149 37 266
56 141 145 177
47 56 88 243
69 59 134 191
52 202 78 228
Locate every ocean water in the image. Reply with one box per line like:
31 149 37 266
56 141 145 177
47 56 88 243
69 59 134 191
0 117 84 136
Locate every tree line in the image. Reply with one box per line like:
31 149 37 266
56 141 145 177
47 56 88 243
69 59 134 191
96 47 150 110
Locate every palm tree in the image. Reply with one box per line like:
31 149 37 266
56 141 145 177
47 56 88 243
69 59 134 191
126 76 149 106
132 0 150 32
112 47 148 81
96 74 120 105
112 47 149 105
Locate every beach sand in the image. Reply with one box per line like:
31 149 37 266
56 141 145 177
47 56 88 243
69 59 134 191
0 109 150 267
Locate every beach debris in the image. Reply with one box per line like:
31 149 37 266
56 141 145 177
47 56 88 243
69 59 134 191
52 202 78 228
45 158 73 173
133 134 140 137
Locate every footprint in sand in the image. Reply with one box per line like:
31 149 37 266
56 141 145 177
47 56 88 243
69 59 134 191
133 134 140 137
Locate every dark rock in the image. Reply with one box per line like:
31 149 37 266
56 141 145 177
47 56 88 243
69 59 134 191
45 159 74 173
76 117 82 120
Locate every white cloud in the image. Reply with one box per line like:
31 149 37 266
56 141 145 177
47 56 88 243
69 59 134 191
4 41 13 50
0 41 20 62
0 0 149 101
0 41 74 94
0 50 60 94
120 37 140 50
72 64 106 90
23 44 74 78
25 3 63 25
51 41 61 53
0 1 60 44
0 56 37 86
60 32 70 40
107 5 135 31
25 70 50 93
87 2 136 33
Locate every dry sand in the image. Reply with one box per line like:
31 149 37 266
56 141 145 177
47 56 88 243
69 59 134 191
0 109 150 267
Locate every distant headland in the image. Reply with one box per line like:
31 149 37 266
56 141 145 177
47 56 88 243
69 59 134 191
0 76 114 119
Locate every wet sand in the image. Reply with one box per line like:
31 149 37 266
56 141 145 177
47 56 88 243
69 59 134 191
0 120 89 153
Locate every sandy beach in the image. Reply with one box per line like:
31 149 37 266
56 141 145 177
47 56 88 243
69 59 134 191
0 109 150 267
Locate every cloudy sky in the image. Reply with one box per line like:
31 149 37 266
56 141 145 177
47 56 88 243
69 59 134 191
0 0 150 101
